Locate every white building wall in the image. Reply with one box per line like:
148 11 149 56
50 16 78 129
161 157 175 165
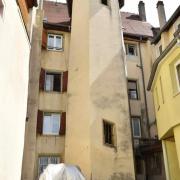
0 1 30 179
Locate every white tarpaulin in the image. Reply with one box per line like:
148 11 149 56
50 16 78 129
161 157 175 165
39 164 86 180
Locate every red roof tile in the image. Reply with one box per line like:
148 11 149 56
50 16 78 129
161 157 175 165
121 12 153 37
43 1 153 38
43 1 70 24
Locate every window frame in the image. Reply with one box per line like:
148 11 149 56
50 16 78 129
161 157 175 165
131 116 141 138
38 155 60 176
125 43 138 56
175 60 180 92
42 112 61 136
47 34 63 51
103 120 115 147
44 71 63 92
101 0 108 6
128 80 139 100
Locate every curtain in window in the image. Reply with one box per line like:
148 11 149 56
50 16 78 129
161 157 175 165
45 74 54 91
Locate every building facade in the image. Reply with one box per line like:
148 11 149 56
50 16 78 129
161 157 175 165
22 0 135 180
148 4 180 180
0 0 37 179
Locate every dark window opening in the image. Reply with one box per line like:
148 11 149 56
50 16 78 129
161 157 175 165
103 120 114 146
159 45 163 55
128 80 139 100
45 72 62 92
135 157 143 174
146 152 162 175
125 43 137 56
101 0 108 5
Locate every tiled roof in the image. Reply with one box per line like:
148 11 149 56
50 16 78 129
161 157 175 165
121 12 153 37
43 1 154 38
43 1 70 24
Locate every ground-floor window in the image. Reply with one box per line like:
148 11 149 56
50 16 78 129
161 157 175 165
38 156 60 176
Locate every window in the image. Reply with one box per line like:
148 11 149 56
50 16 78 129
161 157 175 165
160 77 165 104
125 44 137 56
38 156 60 176
47 34 63 51
146 152 162 175
159 45 163 55
0 0 4 17
45 72 62 92
128 80 139 100
43 113 60 135
155 87 160 111
101 0 108 5
175 62 180 91
103 120 114 146
132 117 141 138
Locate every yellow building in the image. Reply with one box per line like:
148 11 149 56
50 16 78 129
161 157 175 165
148 4 180 180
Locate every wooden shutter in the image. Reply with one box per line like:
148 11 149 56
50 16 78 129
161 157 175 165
59 112 66 135
39 69 45 90
62 71 68 92
37 110 43 134
42 29 47 49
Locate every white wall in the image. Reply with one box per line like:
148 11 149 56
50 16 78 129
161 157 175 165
0 1 30 179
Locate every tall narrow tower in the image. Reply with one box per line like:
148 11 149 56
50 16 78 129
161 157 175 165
65 0 135 179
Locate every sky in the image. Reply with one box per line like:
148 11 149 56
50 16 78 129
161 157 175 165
51 0 179 27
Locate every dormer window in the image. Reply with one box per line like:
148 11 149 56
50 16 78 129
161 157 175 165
47 34 63 51
101 0 108 5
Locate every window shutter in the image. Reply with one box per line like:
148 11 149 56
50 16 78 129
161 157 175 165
62 71 68 92
42 29 47 49
39 69 45 90
59 112 66 135
37 110 43 134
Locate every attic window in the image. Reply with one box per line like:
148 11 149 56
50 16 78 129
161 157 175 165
0 0 4 17
101 0 108 5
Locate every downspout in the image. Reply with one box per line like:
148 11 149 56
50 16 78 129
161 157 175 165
138 37 150 138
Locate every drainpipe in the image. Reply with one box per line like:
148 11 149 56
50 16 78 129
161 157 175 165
138 37 150 138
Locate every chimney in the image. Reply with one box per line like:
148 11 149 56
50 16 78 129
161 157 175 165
157 1 166 29
138 1 146 21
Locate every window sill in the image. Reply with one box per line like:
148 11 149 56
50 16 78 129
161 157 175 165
47 48 64 52
40 134 64 137
43 90 63 94
104 143 115 149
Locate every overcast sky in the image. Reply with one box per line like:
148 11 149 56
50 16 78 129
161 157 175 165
52 0 179 27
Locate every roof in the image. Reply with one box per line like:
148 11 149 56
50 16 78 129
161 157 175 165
152 5 180 44
43 1 71 31
121 12 153 39
147 28 180 91
43 1 154 39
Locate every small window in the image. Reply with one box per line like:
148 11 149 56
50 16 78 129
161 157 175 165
128 80 139 100
125 43 137 56
38 156 60 176
155 87 160 111
43 113 60 135
175 62 180 91
103 120 114 146
101 0 108 5
0 0 4 17
132 117 141 138
45 72 62 92
47 34 63 51
159 45 163 55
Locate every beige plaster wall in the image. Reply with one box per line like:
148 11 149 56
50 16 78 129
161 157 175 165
65 0 135 179
0 1 31 179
